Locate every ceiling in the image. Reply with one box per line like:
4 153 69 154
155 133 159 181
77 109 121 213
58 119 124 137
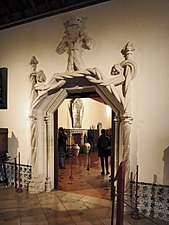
0 0 110 30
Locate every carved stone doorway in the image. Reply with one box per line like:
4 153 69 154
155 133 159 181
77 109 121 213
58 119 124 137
28 42 137 194
29 84 123 194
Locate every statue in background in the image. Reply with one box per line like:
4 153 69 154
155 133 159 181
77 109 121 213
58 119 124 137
56 17 95 72
70 98 84 128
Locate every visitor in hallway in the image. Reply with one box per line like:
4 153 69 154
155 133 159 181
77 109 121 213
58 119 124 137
58 127 67 169
97 129 111 175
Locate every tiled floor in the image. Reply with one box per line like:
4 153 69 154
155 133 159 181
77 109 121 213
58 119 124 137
0 187 113 225
0 151 168 225
0 187 168 225
58 151 112 200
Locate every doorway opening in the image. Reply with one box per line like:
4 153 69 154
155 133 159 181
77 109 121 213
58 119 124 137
54 93 116 200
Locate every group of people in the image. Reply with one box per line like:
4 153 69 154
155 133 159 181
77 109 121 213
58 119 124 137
58 126 111 176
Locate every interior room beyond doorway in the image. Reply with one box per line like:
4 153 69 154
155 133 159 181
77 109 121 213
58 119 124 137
57 97 113 199
58 151 111 200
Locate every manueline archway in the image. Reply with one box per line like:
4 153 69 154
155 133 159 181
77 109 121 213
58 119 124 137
28 60 136 194
28 17 137 194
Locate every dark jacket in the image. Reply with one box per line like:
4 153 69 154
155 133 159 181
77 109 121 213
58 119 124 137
58 131 67 151
97 134 110 157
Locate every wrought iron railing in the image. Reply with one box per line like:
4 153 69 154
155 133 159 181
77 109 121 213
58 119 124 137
130 168 169 222
135 182 169 221
1 161 32 190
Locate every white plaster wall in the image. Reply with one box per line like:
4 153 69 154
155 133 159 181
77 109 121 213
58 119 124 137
0 0 169 184
58 98 111 129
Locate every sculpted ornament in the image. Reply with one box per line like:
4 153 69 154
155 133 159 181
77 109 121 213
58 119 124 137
29 18 137 191
70 98 84 128
29 17 137 114
33 41 137 110
56 17 95 72
31 18 137 110
29 56 46 106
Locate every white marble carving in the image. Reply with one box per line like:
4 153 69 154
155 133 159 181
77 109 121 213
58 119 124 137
56 17 95 72
29 17 137 193
70 98 84 128
30 56 46 107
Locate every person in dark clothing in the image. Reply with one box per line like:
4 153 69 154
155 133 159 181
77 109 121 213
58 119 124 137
58 127 67 169
97 129 111 175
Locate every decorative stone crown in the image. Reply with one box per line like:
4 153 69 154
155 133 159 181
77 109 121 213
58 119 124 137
64 17 85 28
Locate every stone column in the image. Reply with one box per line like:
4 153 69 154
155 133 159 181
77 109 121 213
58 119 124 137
120 42 137 185
114 115 122 175
44 115 51 192
29 114 37 174
29 114 45 194
121 115 133 186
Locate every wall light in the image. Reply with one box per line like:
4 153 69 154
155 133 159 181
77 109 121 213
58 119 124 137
106 105 111 117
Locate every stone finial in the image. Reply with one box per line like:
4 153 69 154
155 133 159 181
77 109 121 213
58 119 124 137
36 70 46 83
63 16 86 29
111 64 123 75
30 56 39 72
121 42 135 60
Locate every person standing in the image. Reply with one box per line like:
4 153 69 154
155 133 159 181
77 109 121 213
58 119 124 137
58 127 67 169
97 129 111 175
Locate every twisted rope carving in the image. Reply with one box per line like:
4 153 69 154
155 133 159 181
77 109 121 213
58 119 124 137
36 66 126 105
30 116 37 174
120 59 137 185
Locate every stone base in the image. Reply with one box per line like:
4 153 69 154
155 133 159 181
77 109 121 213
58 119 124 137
28 175 45 194
45 177 52 192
